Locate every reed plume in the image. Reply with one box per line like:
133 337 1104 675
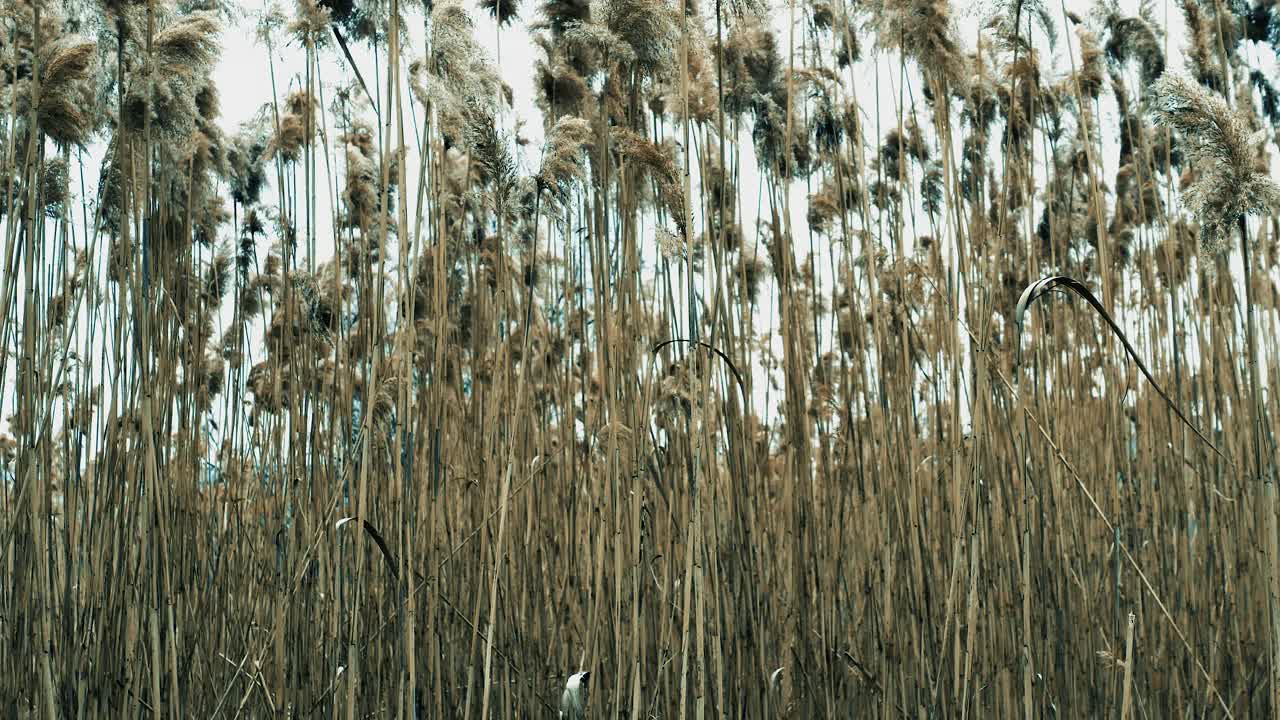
1150 72 1280 253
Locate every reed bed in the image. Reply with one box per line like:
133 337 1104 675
2 0 1280 716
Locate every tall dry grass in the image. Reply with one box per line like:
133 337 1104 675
2 0 1280 716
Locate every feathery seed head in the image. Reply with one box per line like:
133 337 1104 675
288 0 332 43
481 0 522 26
538 115 593 197
1150 73 1280 253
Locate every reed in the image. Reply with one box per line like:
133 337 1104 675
2 0 1279 716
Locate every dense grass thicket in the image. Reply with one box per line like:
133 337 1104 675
4 0 1280 715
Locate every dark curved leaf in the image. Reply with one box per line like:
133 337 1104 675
1014 275 1230 465
336 516 399 581
652 338 747 403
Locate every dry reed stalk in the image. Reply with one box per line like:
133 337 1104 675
1120 611 1135 720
